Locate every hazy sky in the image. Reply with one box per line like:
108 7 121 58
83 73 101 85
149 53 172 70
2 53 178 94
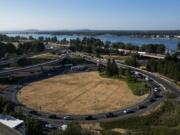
0 0 180 30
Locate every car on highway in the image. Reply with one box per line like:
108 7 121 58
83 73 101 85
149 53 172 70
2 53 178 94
149 98 156 103
137 105 147 110
153 93 162 98
105 112 116 118
48 114 61 119
153 87 161 93
85 115 95 120
63 116 73 120
123 109 135 114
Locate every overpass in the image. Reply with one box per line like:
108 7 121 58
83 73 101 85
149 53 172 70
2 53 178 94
0 54 67 76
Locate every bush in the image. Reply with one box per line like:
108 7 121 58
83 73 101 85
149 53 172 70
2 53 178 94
127 81 149 96
165 91 178 99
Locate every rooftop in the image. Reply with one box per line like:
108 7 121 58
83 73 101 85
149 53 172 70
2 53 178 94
0 114 23 129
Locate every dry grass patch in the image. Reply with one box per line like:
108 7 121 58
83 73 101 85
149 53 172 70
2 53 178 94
30 53 59 60
18 72 147 115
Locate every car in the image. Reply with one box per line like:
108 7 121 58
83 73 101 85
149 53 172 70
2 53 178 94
153 93 162 98
153 87 161 93
47 73 53 76
137 105 147 110
63 116 73 120
48 114 60 119
14 86 19 89
105 112 116 118
45 124 58 130
85 115 95 120
149 98 156 102
123 109 135 114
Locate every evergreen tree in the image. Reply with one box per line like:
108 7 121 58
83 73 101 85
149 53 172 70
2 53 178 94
112 59 119 76
106 59 112 76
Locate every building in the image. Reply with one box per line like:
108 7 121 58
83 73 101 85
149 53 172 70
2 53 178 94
0 114 25 135
118 49 137 55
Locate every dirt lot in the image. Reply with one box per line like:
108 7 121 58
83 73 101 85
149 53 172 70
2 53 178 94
18 72 147 115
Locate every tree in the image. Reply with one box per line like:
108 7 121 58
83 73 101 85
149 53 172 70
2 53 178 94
38 36 44 42
6 43 17 54
112 59 119 76
17 57 32 66
125 56 138 67
165 53 172 61
177 42 180 51
3 103 14 114
51 36 58 43
25 117 44 135
0 42 7 58
106 59 112 76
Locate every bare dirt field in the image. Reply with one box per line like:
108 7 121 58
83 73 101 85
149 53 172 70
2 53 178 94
18 72 147 115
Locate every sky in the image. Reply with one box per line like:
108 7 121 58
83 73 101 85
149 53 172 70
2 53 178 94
0 0 180 31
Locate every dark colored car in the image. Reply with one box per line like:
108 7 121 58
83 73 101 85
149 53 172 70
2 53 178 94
48 114 60 119
137 105 147 110
149 98 156 103
153 93 162 98
105 112 116 118
85 115 95 120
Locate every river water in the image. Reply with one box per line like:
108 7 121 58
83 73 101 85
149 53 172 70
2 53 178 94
6 33 180 50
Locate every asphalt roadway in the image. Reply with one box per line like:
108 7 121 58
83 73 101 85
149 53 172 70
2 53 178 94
0 53 179 128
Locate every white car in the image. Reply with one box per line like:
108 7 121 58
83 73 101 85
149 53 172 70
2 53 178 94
63 116 72 120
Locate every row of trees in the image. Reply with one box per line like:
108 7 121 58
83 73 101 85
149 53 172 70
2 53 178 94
0 34 27 42
140 44 165 54
69 37 167 56
70 38 106 57
146 53 180 81
0 41 45 58
0 42 17 58
18 41 45 53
